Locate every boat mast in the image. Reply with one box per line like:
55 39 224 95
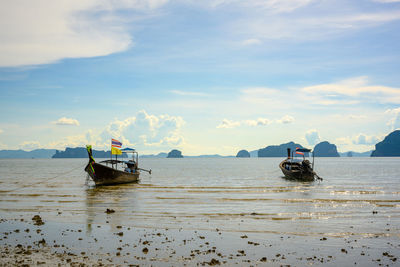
312 150 315 169
110 144 113 169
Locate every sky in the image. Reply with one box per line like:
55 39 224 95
1 0 400 155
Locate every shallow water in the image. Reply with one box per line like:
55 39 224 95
0 157 399 265
1 158 399 234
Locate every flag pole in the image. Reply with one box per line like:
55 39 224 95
110 139 113 169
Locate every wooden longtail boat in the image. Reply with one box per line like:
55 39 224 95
279 147 322 182
85 145 150 186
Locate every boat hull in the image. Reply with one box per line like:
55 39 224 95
85 162 139 186
279 160 315 181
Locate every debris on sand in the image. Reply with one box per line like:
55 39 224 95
38 238 46 246
105 209 115 214
32 215 44 226
204 258 220 265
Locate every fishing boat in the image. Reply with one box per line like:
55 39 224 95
279 147 322 181
84 140 151 186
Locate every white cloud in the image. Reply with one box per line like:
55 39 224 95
0 0 169 67
19 141 42 150
3 0 399 67
244 118 271 126
99 110 185 149
0 129 3 134
301 76 400 104
347 114 367 120
200 0 314 13
40 110 184 151
217 119 241 129
305 129 320 145
385 107 400 114
335 137 352 146
47 134 88 149
217 115 294 128
352 133 380 145
52 117 80 126
229 2 400 42
331 114 368 120
386 107 400 130
241 38 262 46
387 116 400 130
248 0 314 13
334 133 383 152
276 115 294 124
0 142 7 149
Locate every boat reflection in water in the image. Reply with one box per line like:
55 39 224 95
85 184 140 232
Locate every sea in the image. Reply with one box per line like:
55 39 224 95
0 157 399 266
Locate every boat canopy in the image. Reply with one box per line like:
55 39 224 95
295 148 311 152
121 148 136 153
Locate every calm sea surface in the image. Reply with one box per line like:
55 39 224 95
0 157 399 236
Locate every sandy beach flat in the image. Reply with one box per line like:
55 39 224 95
1 213 399 266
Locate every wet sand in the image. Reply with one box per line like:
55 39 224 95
1 212 399 266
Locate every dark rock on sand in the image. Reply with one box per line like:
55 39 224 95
32 215 44 226
105 209 115 214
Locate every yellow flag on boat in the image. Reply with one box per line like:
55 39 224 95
111 138 122 155
111 147 122 155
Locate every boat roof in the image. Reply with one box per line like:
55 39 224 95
295 148 312 152
121 148 136 153
99 159 135 165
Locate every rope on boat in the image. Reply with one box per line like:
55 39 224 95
1 163 87 193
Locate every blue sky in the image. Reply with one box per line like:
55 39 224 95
1 0 400 155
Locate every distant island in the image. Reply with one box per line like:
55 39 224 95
258 142 307 157
236 150 250 158
313 141 340 157
2 131 400 158
185 154 234 158
371 130 400 157
52 147 118 158
167 149 183 158
249 150 258 157
0 149 56 159
339 151 372 157
140 152 168 158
